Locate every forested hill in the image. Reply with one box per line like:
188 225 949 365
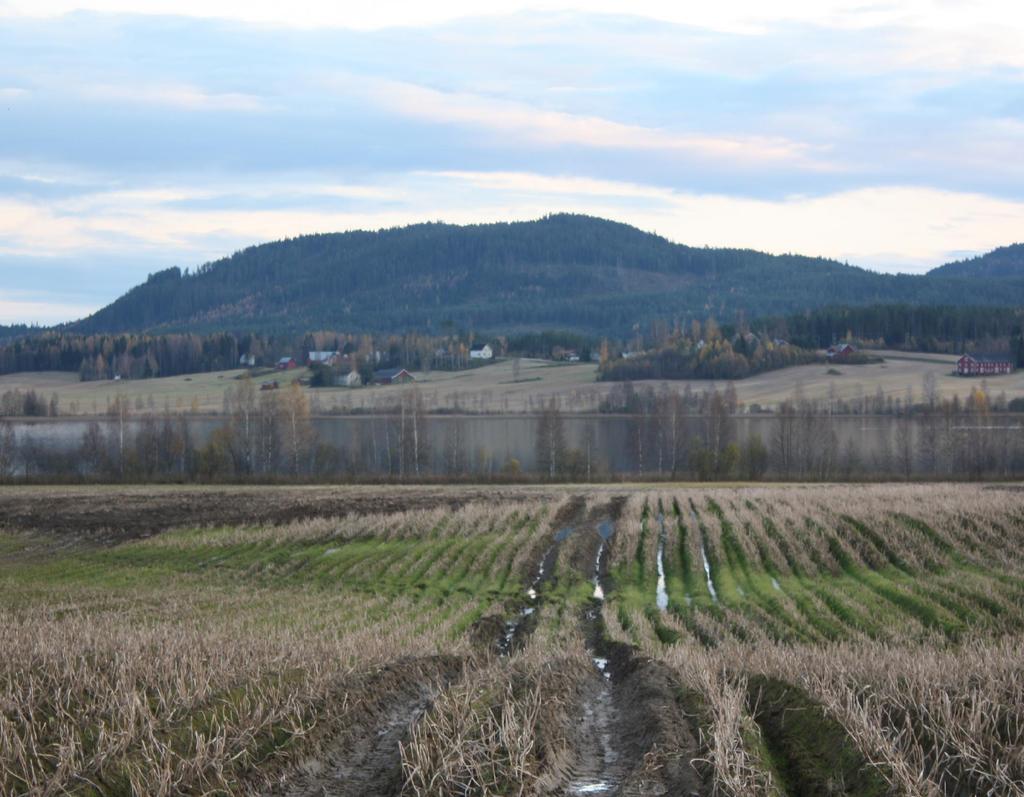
0 324 32 343
928 243 1024 279
66 214 1024 336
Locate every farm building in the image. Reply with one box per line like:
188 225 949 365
276 357 298 370
827 343 856 360
956 354 1014 376
470 343 493 360
372 367 415 385
238 353 256 368
308 351 341 367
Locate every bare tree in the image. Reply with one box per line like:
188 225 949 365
894 416 914 479
922 371 938 409
281 382 313 476
535 397 566 479
773 400 798 478
109 394 130 478
0 420 15 480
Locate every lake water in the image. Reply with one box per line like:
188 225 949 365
8 413 1024 476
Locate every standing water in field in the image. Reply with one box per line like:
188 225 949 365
569 517 623 796
693 511 719 603
592 520 614 601
656 513 668 612
701 545 718 603
592 543 605 601
501 527 575 655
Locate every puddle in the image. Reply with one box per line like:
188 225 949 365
701 542 718 603
655 513 668 612
555 525 575 543
591 520 615 602
502 620 518 649
529 543 554 595
502 541 554 654
569 781 615 794
567 663 620 795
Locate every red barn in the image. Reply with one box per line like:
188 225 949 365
956 354 1013 376
372 367 415 385
276 357 298 370
827 343 856 360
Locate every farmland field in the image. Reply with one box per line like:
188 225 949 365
2 484 1024 795
5 349 1024 416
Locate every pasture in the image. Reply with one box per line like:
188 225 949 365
1 483 1022 795
4 350 1023 416
3 348 1023 419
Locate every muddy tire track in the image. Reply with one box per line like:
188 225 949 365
564 498 708 796
262 657 462 797
474 495 588 656
745 675 892 797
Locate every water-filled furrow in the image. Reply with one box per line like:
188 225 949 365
701 544 718 602
656 512 668 611
593 541 605 601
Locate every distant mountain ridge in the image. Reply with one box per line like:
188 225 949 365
928 243 1024 279
61 214 1024 337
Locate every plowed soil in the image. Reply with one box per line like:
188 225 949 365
0 485 557 544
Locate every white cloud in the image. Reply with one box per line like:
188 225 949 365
0 295 98 325
351 78 825 168
82 83 266 112
2 174 1021 276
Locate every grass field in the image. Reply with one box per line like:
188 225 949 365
4 349 1023 417
2 483 1023 795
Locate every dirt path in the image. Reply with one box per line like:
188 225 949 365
263 657 462 797
564 499 708 796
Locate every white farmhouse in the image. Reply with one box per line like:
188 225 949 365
470 343 493 360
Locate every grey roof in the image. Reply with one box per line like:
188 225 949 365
375 367 411 379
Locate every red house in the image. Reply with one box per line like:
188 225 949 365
372 367 415 385
827 343 856 360
276 357 298 370
956 354 1013 376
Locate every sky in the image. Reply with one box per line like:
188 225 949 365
1 0 1023 324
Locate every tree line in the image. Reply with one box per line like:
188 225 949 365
0 329 521 382
598 319 816 381
768 304 1024 358
4 381 1024 483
